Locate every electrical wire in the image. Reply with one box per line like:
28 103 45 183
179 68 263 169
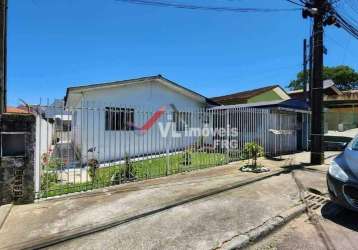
329 2 358 40
284 0 305 7
116 0 301 13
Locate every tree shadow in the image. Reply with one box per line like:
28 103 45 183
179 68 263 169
321 202 358 232
265 156 285 161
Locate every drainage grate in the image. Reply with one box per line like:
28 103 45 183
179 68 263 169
304 192 329 211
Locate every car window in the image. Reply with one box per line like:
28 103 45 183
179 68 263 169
350 137 358 150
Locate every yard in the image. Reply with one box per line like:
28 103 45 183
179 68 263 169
40 152 229 198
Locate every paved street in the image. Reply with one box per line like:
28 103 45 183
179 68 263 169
250 163 358 250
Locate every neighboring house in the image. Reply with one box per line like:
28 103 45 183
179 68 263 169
65 75 216 163
324 89 358 131
5 106 31 114
41 99 72 143
212 85 290 105
288 79 358 131
288 79 343 101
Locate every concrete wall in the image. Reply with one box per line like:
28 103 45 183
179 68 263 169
34 114 54 194
0 114 36 205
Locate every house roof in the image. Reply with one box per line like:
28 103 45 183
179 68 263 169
65 75 218 106
211 85 289 103
288 79 343 96
6 106 31 114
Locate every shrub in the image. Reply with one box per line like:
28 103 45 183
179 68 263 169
41 154 65 171
41 172 59 190
182 149 192 166
111 154 136 185
242 142 264 168
88 158 99 182
123 154 135 179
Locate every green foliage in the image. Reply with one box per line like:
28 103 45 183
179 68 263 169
288 65 358 91
111 154 136 184
40 152 228 198
242 142 264 168
123 154 135 179
182 149 192 166
41 153 65 171
41 172 59 190
88 158 99 182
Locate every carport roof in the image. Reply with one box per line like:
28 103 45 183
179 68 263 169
210 99 310 112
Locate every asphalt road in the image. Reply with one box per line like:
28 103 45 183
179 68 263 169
250 168 358 250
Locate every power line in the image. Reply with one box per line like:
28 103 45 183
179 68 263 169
116 0 301 13
284 0 305 7
334 11 358 39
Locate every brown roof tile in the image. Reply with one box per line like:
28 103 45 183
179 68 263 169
6 106 31 114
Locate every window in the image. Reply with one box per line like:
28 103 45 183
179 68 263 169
105 107 134 131
1 133 26 157
63 121 71 132
351 137 358 151
173 112 191 132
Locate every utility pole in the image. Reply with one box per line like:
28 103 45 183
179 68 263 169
308 36 313 104
302 0 339 164
310 0 325 164
0 0 6 114
302 39 308 102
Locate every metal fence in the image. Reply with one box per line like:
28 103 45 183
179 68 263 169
35 102 310 199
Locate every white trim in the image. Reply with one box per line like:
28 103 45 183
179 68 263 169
273 87 291 100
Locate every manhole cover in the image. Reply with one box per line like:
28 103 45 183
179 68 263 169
304 192 329 211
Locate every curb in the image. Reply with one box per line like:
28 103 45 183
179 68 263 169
0 204 13 230
4 167 298 250
220 204 307 250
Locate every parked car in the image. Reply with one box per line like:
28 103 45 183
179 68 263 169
327 135 358 211
323 136 353 151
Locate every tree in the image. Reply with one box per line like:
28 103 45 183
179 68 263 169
242 142 264 169
288 65 358 91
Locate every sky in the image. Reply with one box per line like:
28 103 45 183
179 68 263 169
6 0 358 105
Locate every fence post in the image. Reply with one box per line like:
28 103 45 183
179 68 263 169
0 113 36 205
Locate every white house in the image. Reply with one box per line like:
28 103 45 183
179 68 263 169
65 75 216 163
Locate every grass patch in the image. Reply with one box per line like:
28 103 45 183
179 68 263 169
40 152 228 198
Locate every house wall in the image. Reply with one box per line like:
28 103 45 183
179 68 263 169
34 114 54 194
69 80 207 163
248 90 282 103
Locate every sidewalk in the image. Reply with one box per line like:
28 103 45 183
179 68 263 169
0 152 319 249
